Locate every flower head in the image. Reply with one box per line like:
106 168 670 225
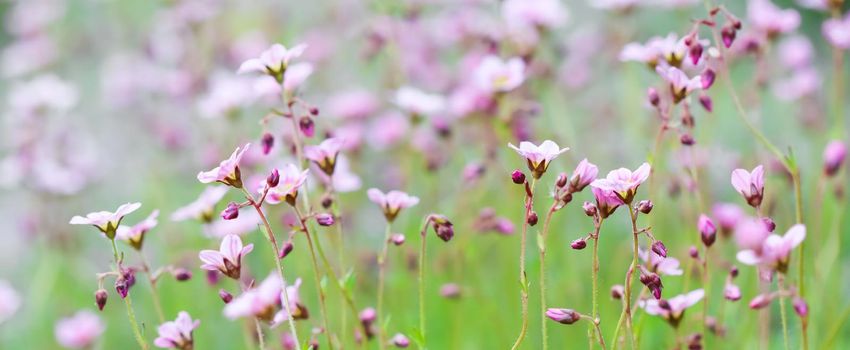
263 164 309 206
639 249 683 276
823 14 850 49
823 140 847 176
731 165 765 207
55 310 104 349
367 188 419 222
197 144 250 188
199 234 254 279
569 158 598 193
656 65 702 103
305 138 344 175
473 55 526 93
70 202 142 239
508 140 569 179
737 224 806 273
154 311 200 350
171 186 229 222
116 210 159 250
590 163 651 204
748 0 800 36
640 289 704 328
393 86 446 117
224 273 283 322
237 43 307 80
591 186 622 219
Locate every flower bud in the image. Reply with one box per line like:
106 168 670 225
511 170 526 184
648 87 660 107
359 307 376 325
640 272 663 299
701 69 716 89
555 173 568 188
433 218 455 242
689 43 704 65
651 240 667 258
730 266 739 278
299 117 315 137
762 217 776 232
95 289 108 311
680 134 695 146
267 168 280 188
723 283 741 301
793 297 808 318
721 24 736 48
261 132 274 155
206 270 220 285
570 238 587 250
321 195 333 209
583 202 597 217
440 283 461 299
527 211 538 226
689 246 699 259
699 94 713 112
219 289 233 304
279 241 294 259
392 333 410 348
749 294 773 309
545 308 581 325
315 213 335 227
637 200 653 214
611 285 624 299
172 268 192 281
222 202 240 220
309 107 320 116
824 140 847 177
390 233 405 246
698 214 716 247
115 278 129 299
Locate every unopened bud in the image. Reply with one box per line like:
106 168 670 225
267 168 280 187
321 195 333 209
299 117 315 137
391 333 410 348
681 134 695 146
637 200 653 214
222 202 240 220
699 94 713 112
730 266 739 278
651 240 667 258
583 201 597 217
261 132 274 155
545 308 581 325
761 217 776 232
95 289 108 311
555 173 568 188
648 87 660 107
279 241 294 259
749 294 773 309
316 213 335 227
527 212 538 226
724 283 741 301
511 170 526 184
611 285 624 299
721 24 736 48
793 297 808 318
570 238 587 250
173 268 192 281
702 69 716 89
698 214 716 247
219 289 233 304
309 107 319 116
359 307 377 325
689 246 699 259
390 233 405 246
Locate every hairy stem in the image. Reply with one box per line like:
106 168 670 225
294 206 334 349
419 220 429 348
110 239 148 350
138 252 165 323
539 204 557 350
377 223 392 350
511 178 535 350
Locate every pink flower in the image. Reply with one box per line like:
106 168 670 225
655 65 701 103
197 144 250 188
698 214 717 247
55 310 104 349
737 224 806 273
569 158 598 192
731 165 765 207
367 188 420 222
620 34 687 67
473 55 526 93
591 186 623 219
734 217 772 252
224 273 296 322
263 164 309 206
823 140 847 176
305 138 344 175
116 210 159 250
199 234 254 279
326 90 380 120
590 163 651 204
154 311 199 349
748 0 800 36
502 0 567 30
508 140 569 179
316 155 361 193
640 249 683 276
237 43 307 77
273 278 309 325
0 280 20 324
712 202 745 233
823 13 850 49
777 35 813 69
70 202 142 238
282 62 313 92
171 186 229 222
393 86 446 117
640 289 704 327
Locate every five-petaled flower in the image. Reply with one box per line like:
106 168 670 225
154 311 200 350
263 164 309 206
367 188 420 222
70 202 142 239
737 224 806 274
569 158 598 193
199 234 254 280
730 165 765 208
116 210 159 250
305 138 344 176
590 163 651 205
197 144 250 188
237 43 307 82
473 55 526 93
640 289 704 328
508 140 569 179
171 186 229 223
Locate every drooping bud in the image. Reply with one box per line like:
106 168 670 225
115 277 129 299
648 87 660 107
761 217 776 232
431 215 455 242
823 140 847 177
390 233 405 246
222 202 240 220
701 69 716 89
570 238 587 250
391 333 410 348
680 134 695 146
689 43 704 65
699 94 713 112
651 240 667 258
173 268 192 281
279 241 294 259
637 200 653 214
511 169 526 184
721 24 737 48
545 308 581 325
309 107 320 116
261 132 274 155
299 117 315 137
267 168 280 187
723 283 741 301
527 212 538 226
219 289 233 304
95 289 108 311
315 213 335 227
555 173 568 188
793 297 808 318
640 272 663 299
611 285 624 299
749 294 773 309
583 202 598 217
698 214 716 247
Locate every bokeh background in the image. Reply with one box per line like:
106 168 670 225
0 0 847 349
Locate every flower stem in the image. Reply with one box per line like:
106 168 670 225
377 223 392 350
778 274 790 350
591 218 605 349
109 239 148 350
511 178 535 350
612 205 639 350
138 252 165 323
539 204 557 350
294 206 335 349
419 220 429 348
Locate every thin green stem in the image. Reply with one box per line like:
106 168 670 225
419 221 428 349
294 206 335 349
377 223 392 350
255 319 266 350
138 252 165 323
511 178 535 350
591 218 605 349
779 275 790 350
539 204 557 350
110 239 148 350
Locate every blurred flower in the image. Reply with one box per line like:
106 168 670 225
823 13 850 49
590 163 651 204
640 249 683 276
7 74 78 116
154 311 199 350
777 35 813 69
197 73 256 119
440 283 462 299
737 224 806 273
748 0 800 36
391 333 410 348
640 289 704 327
263 164 309 206
326 89 380 120
171 186 228 222
569 158 598 192
305 138 344 175
620 33 687 67
224 273 283 322
393 86 446 117
70 202 142 239
712 202 745 234
367 189 419 222
116 210 159 250
734 217 772 252
2 35 57 78
655 65 701 103
502 0 567 30
197 144 250 188
730 165 764 207
199 234 254 279
823 140 847 176
0 281 20 324
55 310 104 349
473 55 526 93
592 0 640 11
237 43 307 79
282 62 313 92
508 140 569 179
